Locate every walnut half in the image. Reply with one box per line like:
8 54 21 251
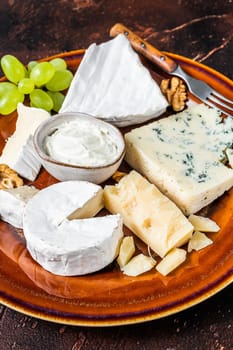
112 171 127 183
0 164 24 190
160 77 188 112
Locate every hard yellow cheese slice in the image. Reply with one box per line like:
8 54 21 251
188 214 220 232
156 248 187 276
122 253 156 277
104 170 194 258
187 231 213 252
117 236 135 268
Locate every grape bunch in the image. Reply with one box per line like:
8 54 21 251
0 55 74 115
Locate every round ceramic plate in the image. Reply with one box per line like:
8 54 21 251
0 49 233 326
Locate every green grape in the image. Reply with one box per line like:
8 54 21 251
30 89 53 111
50 58 67 71
28 60 38 72
47 91 65 112
18 78 35 94
45 69 73 92
0 81 18 94
0 55 26 84
0 87 24 115
30 62 55 87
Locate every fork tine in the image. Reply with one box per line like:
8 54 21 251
203 99 233 117
211 90 233 105
208 95 233 112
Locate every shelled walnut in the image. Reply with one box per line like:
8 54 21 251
0 164 23 189
160 77 188 112
112 171 127 182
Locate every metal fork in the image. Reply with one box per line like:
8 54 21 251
110 23 233 117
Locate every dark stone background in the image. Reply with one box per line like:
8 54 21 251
0 1 232 349
0 0 232 79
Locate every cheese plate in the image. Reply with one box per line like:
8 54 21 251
0 48 233 326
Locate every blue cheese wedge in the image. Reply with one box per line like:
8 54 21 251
104 170 193 258
60 34 168 127
23 181 123 276
0 103 50 181
125 104 233 215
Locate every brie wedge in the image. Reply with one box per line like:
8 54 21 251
23 181 123 276
0 103 50 181
60 34 168 127
0 185 38 228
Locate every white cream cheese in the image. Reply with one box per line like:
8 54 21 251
44 119 119 166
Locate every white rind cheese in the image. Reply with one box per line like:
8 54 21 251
32 180 104 226
0 103 50 180
0 185 38 228
125 104 233 215
23 181 123 276
104 171 193 258
60 34 168 127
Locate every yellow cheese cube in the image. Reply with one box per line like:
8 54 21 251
156 248 187 276
122 253 156 276
117 236 135 268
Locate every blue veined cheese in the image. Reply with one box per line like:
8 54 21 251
125 104 233 215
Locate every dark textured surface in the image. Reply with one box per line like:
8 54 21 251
0 1 233 349
0 0 233 79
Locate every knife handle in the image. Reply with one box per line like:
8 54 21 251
110 23 177 74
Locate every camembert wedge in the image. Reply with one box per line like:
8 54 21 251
23 181 123 276
0 185 38 228
104 171 193 258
